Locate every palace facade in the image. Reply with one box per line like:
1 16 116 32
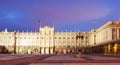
0 19 120 54
88 20 120 55
0 25 88 54
89 20 120 45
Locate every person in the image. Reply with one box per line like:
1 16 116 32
75 52 83 58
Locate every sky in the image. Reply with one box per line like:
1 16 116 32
0 0 120 32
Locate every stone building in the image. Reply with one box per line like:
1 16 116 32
88 20 120 55
0 25 88 54
0 19 120 54
88 21 120 46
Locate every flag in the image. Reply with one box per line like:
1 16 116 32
38 19 40 23
38 19 41 26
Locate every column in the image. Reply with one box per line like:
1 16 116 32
117 29 119 39
39 47 41 54
104 45 107 55
50 47 53 54
45 47 49 54
41 47 44 54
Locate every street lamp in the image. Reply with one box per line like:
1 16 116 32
14 32 16 54
76 32 84 52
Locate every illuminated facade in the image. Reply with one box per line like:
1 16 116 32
88 21 120 46
88 20 120 55
0 19 120 54
0 25 88 54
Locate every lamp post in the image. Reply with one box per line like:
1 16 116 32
76 32 84 52
14 32 16 54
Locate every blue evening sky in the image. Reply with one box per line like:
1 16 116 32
0 0 120 32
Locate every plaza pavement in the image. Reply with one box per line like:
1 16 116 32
29 63 120 65
42 54 120 60
43 54 85 60
83 55 120 60
0 54 120 65
0 54 34 60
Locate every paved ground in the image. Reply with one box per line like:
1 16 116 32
43 54 85 60
84 55 120 60
0 54 120 65
29 63 120 65
0 54 33 60
0 54 52 65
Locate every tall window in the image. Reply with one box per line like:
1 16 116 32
72 37 74 39
59 37 61 39
112 28 116 40
41 37 43 39
37 37 39 39
67 37 69 39
119 29 120 38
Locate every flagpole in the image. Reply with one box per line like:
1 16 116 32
53 19 56 28
38 19 41 28
39 22 41 28
40 20 41 28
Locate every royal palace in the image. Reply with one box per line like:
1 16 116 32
0 19 120 55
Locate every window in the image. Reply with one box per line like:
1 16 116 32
41 37 43 39
94 35 96 37
59 37 61 39
9 37 11 39
119 29 120 38
112 28 115 40
72 37 74 39
37 37 39 39
67 37 69 39
55 37 57 39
